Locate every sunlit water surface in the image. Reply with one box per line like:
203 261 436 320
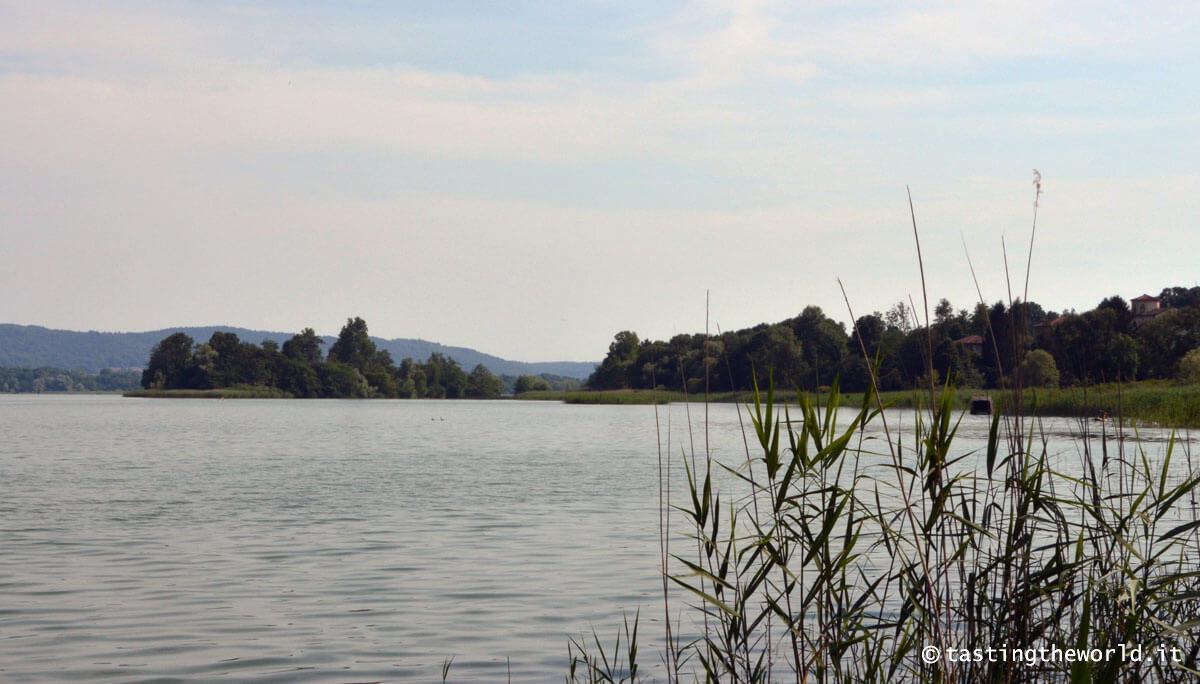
1 395 1189 682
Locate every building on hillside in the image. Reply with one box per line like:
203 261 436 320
1034 315 1069 333
1131 294 1167 328
954 334 985 356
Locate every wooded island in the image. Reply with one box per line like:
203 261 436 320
136 317 555 398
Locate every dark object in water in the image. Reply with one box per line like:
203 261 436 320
969 396 993 415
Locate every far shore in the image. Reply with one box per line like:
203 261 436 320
125 387 293 399
124 381 1200 428
515 381 1200 428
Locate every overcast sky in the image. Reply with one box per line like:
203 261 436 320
3 1 1198 361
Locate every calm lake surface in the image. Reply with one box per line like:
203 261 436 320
1 395 1190 682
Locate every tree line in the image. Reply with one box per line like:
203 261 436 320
0 367 141 393
141 317 567 398
587 286 1200 392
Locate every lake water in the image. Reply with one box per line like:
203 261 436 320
1 395 1191 682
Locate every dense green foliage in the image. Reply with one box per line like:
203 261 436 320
587 287 1200 393
466 364 504 398
513 374 553 393
1017 348 1059 388
509 373 579 393
1179 348 1200 385
0 366 141 393
139 317 552 399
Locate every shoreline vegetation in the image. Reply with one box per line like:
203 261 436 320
1 366 141 393
516 381 1200 427
120 380 1200 429
564 183 1200 682
124 386 293 399
581 289 1200 397
135 316 577 400
567 380 1200 682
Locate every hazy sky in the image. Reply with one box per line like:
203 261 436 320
3 2 1198 361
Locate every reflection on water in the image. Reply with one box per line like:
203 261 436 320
0 395 1189 681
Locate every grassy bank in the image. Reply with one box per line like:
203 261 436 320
517 381 1200 427
1014 380 1200 427
124 385 293 399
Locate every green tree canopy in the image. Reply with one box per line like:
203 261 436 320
282 328 324 365
141 332 195 389
1019 349 1060 388
514 374 552 393
319 362 369 398
466 364 504 398
1179 348 1200 385
328 317 377 370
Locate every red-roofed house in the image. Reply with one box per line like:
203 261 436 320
954 334 985 356
1131 294 1166 328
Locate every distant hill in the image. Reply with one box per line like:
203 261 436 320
0 324 597 380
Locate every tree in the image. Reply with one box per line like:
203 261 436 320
934 298 955 325
466 364 504 398
1097 295 1133 332
850 314 886 356
837 355 873 392
514 375 552 393
1159 286 1200 309
980 302 1017 385
282 328 324 366
276 357 322 397
737 324 807 389
787 306 847 389
190 342 217 388
884 301 915 333
327 318 403 396
442 358 468 398
1179 349 1200 385
421 353 468 398
1135 308 1200 379
319 362 369 398
328 317 377 370
207 331 259 387
395 358 425 398
363 349 399 397
587 331 640 389
1019 349 1060 388
141 333 195 389
1044 308 1139 384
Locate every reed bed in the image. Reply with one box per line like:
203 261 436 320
1015 382 1200 429
567 179 1200 682
567 380 1200 683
